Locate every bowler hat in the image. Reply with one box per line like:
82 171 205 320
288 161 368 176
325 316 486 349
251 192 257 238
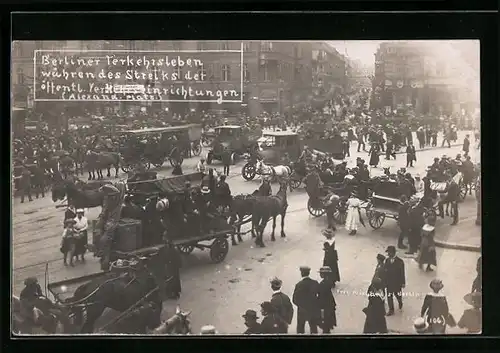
376 254 386 262
385 245 396 254
24 277 38 286
242 309 259 320
299 265 311 271
201 186 210 194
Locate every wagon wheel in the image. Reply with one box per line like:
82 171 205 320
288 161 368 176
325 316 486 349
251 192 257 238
308 198 326 217
367 210 385 229
192 142 202 156
289 176 302 190
202 137 214 147
424 207 437 221
177 245 195 255
210 237 229 263
459 182 468 200
333 205 347 225
242 163 256 181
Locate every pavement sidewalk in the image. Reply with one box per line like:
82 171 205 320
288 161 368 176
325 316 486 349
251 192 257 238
434 201 481 252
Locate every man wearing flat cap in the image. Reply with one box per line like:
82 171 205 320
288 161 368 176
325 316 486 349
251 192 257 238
292 266 320 334
383 246 406 316
269 277 294 333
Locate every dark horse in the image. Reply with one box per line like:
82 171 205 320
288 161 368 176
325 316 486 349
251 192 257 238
227 183 272 245
52 173 109 209
251 179 289 247
63 250 167 333
85 151 121 180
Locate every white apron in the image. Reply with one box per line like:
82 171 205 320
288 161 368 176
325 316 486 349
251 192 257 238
345 197 361 232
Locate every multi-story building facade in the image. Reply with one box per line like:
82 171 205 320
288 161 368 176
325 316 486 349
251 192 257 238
12 40 314 118
311 42 346 99
373 41 478 115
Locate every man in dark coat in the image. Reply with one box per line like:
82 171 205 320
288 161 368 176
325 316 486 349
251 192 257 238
222 149 231 176
242 310 262 334
383 246 406 316
356 130 366 152
164 242 182 300
269 277 294 333
216 175 232 209
318 266 337 333
322 240 340 286
292 266 320 334
20 165 33 203
397 196 410 249
462 134 470 157
406 141 417 167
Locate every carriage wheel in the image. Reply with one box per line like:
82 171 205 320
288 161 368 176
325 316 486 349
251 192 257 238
121 163 132 173
308 198 326 217
424 207 437 221
177 245 195 255
333 206 347 225
192 143 202 156
459 182 468 200
242 163 256 181
169 151 184 167
210 237 229 263
367 210 385 229
289 177 302 190
202 137 214 147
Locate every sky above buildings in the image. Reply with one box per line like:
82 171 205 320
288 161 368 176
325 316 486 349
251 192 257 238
329 41 382 68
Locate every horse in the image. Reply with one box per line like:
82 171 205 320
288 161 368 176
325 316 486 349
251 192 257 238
85 151 121 180
251 179 289 247
227 194 258 245
97 301 163 334
51 174 108 209
71 146 87 176
63 250 166 333
147 306 192 335
255 160 292 182
59 154 76 179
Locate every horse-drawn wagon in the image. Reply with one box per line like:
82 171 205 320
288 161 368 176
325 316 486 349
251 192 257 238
241 131 301 181
207 125 262 166
102 172 235 264
119 126 192 171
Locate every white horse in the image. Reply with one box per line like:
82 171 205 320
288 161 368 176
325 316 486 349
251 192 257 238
255 159 292 182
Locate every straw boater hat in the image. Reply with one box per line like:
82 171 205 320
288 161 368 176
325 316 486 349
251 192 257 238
319 266 332 274
76 208 85 213
413 317 429 334
422 224 435 233
201 186 210 194
200 325 217 334
322 228 335 240
464 292 482 308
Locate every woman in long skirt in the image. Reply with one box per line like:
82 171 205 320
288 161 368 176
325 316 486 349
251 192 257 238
363 277 388 334
420 279 456 333
418 224 437 272
345 194 362 235
322 240 340 286
368 143 380 167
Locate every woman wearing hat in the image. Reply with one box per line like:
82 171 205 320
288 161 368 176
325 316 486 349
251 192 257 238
345 191 363 236
63 203 77 228
321 231 340 286
318 266 337 333
242 309 262 334
420 279 456 334
73 208 88 262
362 277 388 334
417 223 437 272
457 292 482 333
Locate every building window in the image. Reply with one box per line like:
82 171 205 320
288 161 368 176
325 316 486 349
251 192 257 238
197 42 207 51
261 41 273 51
221 41 229 50
207 64 216 80
13 42 23 57
17 68 24 84
243 64 250 81
263 65 270 81
243 42 251 51
222 64 231 81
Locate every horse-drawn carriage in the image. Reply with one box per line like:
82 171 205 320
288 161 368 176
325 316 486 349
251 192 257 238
119 125 200 171
98 172 234 264
207 125 262 166
241 131 301 181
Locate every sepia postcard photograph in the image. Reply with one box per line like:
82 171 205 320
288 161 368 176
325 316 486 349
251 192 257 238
11 39 481 336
